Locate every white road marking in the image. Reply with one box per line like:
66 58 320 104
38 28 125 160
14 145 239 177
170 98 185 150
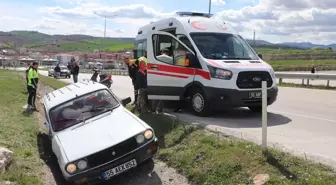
269 109 336 123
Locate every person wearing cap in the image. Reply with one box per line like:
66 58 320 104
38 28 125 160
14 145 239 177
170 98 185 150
124 57 139 105
27 62 39 111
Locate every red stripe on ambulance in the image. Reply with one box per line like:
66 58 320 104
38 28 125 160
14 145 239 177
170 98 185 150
148 63 211 80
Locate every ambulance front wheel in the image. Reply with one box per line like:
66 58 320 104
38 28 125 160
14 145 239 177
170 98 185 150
190 88 209 117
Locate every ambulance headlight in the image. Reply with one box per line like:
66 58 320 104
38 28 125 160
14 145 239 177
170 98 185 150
207 66 233 80
269 68 276 79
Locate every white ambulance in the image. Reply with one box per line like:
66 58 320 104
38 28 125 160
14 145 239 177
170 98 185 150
135 12 278 116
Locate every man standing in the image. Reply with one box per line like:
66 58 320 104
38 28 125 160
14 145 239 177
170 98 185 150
54 64 61 78
124 57 138 105
135 52 148 114
27 62 39 111
72 61 79 83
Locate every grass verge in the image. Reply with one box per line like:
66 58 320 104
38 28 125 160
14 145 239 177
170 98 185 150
38 76 336 185
278 82 336 90
139 113 336 185
39 75 69 89
0 70 43 185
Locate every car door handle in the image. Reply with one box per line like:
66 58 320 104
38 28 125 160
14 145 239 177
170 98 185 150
150 65 159 70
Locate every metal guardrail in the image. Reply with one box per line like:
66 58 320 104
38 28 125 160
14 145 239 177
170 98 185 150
275 72 336 86
79 70 336 86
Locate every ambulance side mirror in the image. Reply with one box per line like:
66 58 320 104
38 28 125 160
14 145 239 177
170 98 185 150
258 54 263 59
185 53 196 67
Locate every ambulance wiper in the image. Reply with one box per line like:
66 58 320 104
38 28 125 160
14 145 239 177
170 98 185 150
224 57 252 60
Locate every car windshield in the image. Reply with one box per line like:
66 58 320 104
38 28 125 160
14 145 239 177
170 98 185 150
60 66 67 70
190 33 259 60
49 89 120 132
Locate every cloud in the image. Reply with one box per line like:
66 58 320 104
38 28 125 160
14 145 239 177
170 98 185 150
2 0 336 44
262 0 336 10
212 0 226 6
115 29 125 33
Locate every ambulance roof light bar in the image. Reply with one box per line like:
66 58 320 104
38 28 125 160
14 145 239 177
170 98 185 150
175 12 214 18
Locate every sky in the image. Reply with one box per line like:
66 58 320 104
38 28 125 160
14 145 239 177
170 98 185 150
0 0 336 44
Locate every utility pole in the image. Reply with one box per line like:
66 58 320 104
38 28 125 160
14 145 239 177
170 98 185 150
104 16 106 38
208 0 212 14
253 30 256 47
93 12 117 38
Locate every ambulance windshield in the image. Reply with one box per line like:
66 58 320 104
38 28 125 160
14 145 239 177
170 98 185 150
190 32 259 60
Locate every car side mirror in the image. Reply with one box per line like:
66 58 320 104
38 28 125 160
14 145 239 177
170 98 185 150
258 54 263 59
121 97 132 106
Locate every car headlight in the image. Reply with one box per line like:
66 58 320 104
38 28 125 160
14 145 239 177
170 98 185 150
66 163 77 174
207 65 233 80
77 160 87 170
144 130 153 140
136 134 145 144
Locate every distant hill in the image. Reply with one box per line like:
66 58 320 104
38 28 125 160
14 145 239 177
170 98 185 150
0 31 135 53
278 42 336 49
0 30 335 53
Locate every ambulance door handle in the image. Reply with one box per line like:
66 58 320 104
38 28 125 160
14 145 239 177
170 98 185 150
150 65 159 70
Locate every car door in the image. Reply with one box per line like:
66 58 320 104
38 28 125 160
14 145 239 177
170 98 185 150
147 31 196 101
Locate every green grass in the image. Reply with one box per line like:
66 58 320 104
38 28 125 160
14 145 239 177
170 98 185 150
0 70 43 185
57 38 133 52
33 75 336 185
268 59 336 67
279 82 336 90
137 113 336 185
39 75 68 89
255 47 335 54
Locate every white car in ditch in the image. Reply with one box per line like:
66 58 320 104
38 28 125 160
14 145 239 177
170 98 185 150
41 80 158 185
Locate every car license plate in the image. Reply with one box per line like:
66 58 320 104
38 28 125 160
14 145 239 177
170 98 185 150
249 91 262 99
102 159 137 180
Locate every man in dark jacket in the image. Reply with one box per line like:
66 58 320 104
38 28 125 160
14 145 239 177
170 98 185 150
72 61 79 83
54 64 61 78
124 58 138 105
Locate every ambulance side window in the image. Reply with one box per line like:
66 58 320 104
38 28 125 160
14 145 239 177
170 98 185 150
153 35 174 65
135 40 147 58
153 34 191 67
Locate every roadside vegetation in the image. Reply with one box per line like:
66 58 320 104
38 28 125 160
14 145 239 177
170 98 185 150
0 70 43 185
255 47 335 54
268 59 336 67
35 75 336 185
278 82 336 90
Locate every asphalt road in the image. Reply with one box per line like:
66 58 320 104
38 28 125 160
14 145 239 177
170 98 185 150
37 70 336 168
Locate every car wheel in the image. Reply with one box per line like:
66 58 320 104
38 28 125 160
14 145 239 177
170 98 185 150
190 88 209 117
248 106 262 112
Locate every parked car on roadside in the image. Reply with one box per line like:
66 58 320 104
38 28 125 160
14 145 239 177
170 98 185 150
48 65 56 76
48 65 71 78
41 81 158 185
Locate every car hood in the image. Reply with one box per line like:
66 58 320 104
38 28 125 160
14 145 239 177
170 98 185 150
55 107 146 162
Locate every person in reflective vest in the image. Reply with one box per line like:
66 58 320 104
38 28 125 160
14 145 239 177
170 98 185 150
135 52 148 114
27 62 39 111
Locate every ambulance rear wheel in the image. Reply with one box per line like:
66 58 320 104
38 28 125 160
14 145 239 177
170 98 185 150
190 88 209 117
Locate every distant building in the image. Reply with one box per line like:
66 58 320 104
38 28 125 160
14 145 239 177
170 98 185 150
51 53 80 64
